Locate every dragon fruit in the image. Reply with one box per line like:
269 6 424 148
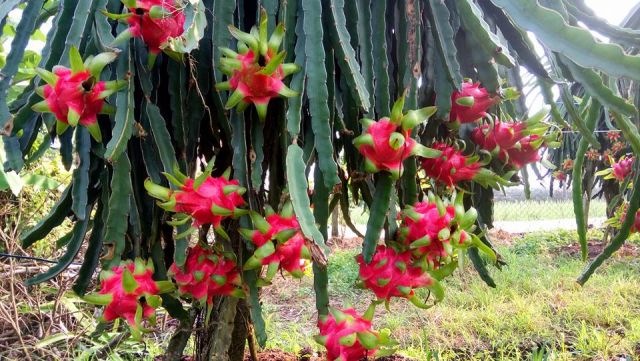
471 109 551 170
396 193 495 270
82 259 174 339
353 94 440 179
612 156 634 182
106 0 186 67
449 81 500 125
357 245 440 308
239 203 311 285
31 47 124 142
215 8 300 121
168 245 244 306
315 306 395 361
144 167 247 235
632 210 640 233
420 143 509 188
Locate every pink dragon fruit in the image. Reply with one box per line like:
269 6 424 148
216 8 299 121
353 94 440 179
145 168 247 235
83 259 174 339
420 143 480 187
168 245 244 306
32 47 124 142
612 156 634 182
240 203 312 285
632 210 640 233
107 0 186 67
395 193 494 271
316 307 394 361
357 245 439 308
471 113 550 170
449 81 500 125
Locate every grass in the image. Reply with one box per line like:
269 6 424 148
347 199 608 225
261 229 640 360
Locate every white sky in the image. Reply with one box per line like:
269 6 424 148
585 0 639 24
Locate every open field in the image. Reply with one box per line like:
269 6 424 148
260 230 640 360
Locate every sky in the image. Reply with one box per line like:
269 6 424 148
585 0 639 24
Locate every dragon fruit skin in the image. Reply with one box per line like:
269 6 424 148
316 308 383 361
396 201 465 267
471 120 544 170
125 0 186 56
216 8 299 121
31 49 123 142
421 143 481 187
357 245 433 301
353 95 440 179
355 119 416 178
612 157 634 182
449 81 499 124
240 209 312 283
144 172 247 229
83 259 174 338
632 210 640 233
168 245 244 305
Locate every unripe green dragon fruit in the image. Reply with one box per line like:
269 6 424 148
239 202 312 285
82 259 174 339
31 47 125 142
353 93 441 179
216 7 300 121
315 306 395 361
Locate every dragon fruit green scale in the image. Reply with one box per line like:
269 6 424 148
31 47 124 142
353 94 440 179
216 7 300 121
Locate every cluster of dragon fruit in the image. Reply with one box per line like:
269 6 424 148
27 1 558 359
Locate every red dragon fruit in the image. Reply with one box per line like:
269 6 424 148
239 203 312 285
145 167 247 235
357 245 440 308
471 109 551 170
83 259 174 339
449 81 500 125
32 47 124 142
396 193 495 271
353 94 441 179
631 210 640 233
107 0 186 67
316 306 395 361
612 156 634 182
216 8 300 121
168 245 244 306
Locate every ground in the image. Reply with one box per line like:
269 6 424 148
257 229 640 361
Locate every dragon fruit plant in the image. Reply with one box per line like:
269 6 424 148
215 8 300 121
471 108 553 170
168 245 244 308
104 0 187 67
396 192 496 270
83 259 174 339
239 203 312 285
353 93 441 179
596 155 635 182
420 142 511 189
31 47 125 142
315 306 395 361
356 245 443 309
144 166 247 237
449 81 500 126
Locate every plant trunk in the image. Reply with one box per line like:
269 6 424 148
195 297 239 361
331 208 340 238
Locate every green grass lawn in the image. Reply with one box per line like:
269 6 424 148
261 230 640 360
